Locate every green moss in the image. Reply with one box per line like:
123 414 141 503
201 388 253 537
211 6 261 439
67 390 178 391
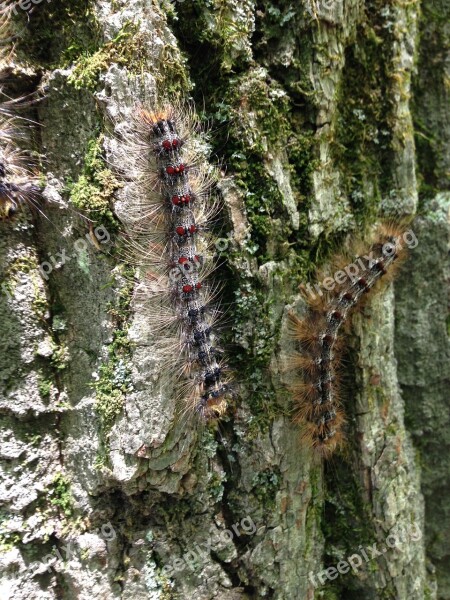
68 135 120 230
156 41 191 96
0 530 21 552
50 344 70 372
230 277 280 432
68 22 148 90
48 473 74 518
251 468 281 511
38 377 53 399
333 2 398 224
15 0 101 68
95 387 126 436
169 0 254 73
320 458 378 595
412 1 450 203
5 254 39 277
207 471 226 503
31 284 48 318
25 432 43 446
3 253 49 319
0 280 14 301
0 510 22 551
219 72 291 260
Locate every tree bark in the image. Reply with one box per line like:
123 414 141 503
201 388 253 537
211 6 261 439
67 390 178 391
0 0 449 599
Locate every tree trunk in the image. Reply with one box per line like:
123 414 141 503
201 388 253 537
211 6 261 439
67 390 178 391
1 0 449 599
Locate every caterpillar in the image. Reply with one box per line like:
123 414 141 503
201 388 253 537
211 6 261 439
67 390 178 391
114 102 232 421
0 3 41 221
286 223 412 457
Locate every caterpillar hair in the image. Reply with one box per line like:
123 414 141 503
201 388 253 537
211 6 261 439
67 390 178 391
114 101 233 422
0 5 41 221
286 223 410 458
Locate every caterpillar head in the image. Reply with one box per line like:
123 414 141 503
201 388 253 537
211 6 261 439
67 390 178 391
196 384 232 421
0 183 18 220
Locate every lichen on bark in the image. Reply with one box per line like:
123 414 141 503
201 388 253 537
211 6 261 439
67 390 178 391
0 0 448 599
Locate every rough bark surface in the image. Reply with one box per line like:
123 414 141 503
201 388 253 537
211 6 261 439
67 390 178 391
0 1 448 599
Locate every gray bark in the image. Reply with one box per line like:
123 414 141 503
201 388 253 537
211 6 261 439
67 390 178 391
0 0 449 599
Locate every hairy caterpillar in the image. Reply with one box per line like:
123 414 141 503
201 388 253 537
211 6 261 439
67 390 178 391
0 4 41 221
114 102 232 421
286 223 412 457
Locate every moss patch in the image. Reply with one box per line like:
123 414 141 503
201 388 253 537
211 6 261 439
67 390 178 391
320 458 378 596
0 510 22 551
251 468 281 511
38 377 53 399
333 1 399 224
67 134 120 230
15 0 101 68
67 22 148 90
411 1 450 203
48 473 74 519
167 0 254 73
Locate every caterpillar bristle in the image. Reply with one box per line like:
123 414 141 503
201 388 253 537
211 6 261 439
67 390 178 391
302 291 330 313
301 415 345 458
0 10 43 222
114 100 233 425
287 312 319 347
286 221 412 458
283 353 319 375
329 253 352 273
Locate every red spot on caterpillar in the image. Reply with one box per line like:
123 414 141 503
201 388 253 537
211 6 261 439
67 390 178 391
357 277 369 291
172 194 192 206
175 224 197 237
166 164 186 175
116 104 232 422
330 310 343 322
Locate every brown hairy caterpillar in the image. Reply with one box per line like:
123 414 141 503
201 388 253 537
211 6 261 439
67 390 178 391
0 5 41 221
113 102 232 421
286 223 412 457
